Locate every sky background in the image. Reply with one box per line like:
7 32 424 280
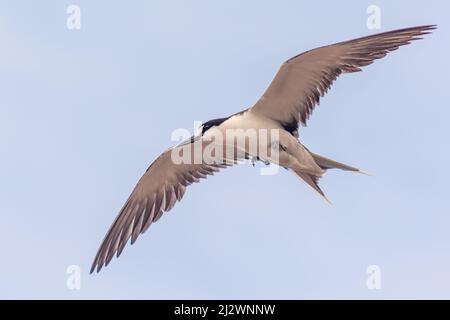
1 0 449 299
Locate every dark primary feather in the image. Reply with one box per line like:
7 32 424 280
251 25 436 130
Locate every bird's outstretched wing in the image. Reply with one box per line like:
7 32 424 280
251 25 436 130
90 140 229 273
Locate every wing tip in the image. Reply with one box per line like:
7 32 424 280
90 252 102 274
358 169 373 176
90 262 101 274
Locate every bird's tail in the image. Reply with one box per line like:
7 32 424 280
291 150 367 203
308 151 364 173
291 168 331 204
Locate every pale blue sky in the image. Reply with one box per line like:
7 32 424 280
1 1 449 299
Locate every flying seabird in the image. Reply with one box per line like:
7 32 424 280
91 25 436 273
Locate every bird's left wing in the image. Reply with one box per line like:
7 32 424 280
90 140 229 273
250 25 436 130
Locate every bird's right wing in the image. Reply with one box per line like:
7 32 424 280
90 140 229 273
251 25 436 130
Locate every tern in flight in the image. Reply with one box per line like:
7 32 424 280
91 25 435 273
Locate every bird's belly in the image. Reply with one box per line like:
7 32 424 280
202 112 284 162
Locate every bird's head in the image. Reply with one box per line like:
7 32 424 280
198 122 215 135
178 117 229 147
199 117 229 135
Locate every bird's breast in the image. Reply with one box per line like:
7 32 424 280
200 111 287 162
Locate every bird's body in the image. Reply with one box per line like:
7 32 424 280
214 109 324 173
91 25 436 273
